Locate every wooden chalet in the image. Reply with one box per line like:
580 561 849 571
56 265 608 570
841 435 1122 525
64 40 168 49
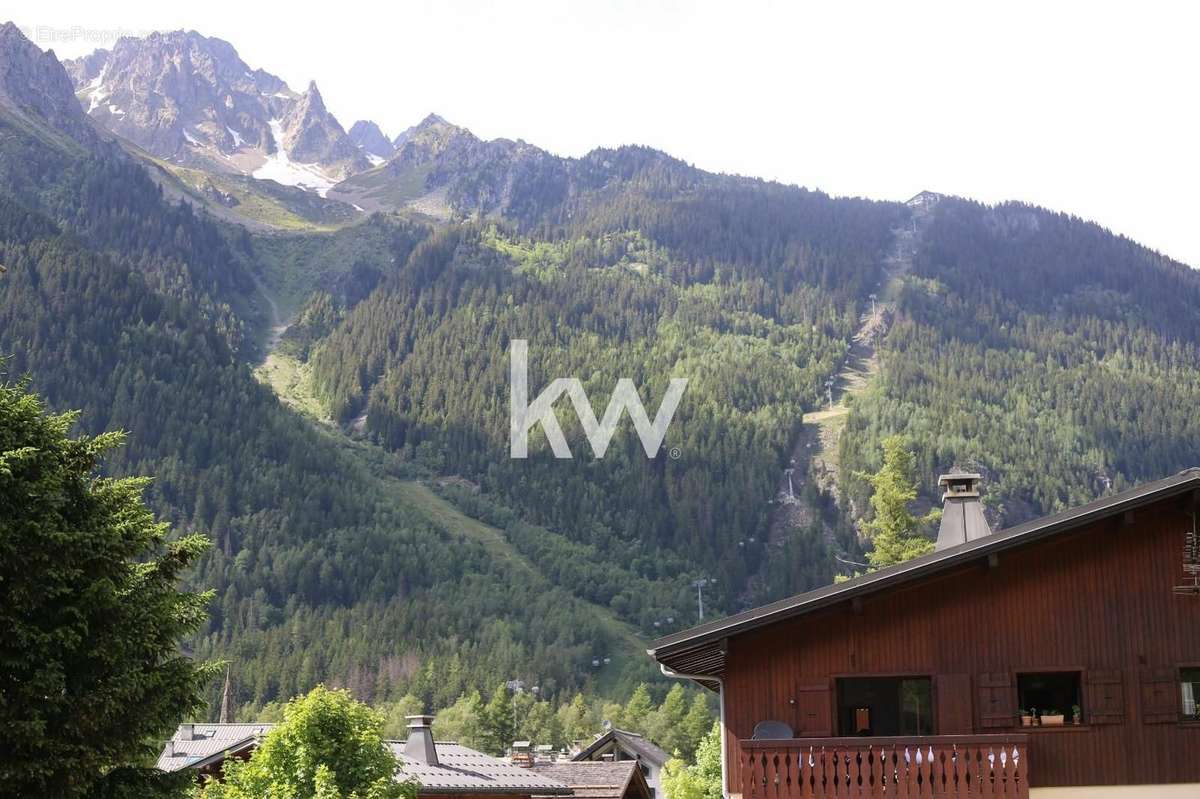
649 469 1200 798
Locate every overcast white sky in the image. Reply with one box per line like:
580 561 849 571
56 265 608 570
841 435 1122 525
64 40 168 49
13 1 1200 266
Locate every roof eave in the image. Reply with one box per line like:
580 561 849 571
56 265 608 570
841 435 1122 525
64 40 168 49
418 788 572 796
650 468 1200 665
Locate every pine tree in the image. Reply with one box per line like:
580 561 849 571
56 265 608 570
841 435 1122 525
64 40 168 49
556 694 594 746
680 694 714 761
855 435 939 569
480 685 515 755
648 684 689 756
0 370 217 797
622 684 655 733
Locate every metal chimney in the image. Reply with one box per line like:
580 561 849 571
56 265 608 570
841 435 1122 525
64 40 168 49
404 715 438 766
935 473 991 550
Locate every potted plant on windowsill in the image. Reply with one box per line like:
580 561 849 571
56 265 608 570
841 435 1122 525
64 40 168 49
1072 704 1082 725
1041 709 1065 726
1019 709 1033 727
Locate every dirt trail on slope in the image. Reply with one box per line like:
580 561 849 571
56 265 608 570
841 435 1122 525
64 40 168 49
768 198 936 546
248 282 647 673
250 271 289 359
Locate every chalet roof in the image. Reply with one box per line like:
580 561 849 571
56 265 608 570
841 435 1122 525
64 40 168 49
649 467 1200 686
530 761 648 799
572 729 669 768
387 741 572 794
157 725 570 795
155 722 274 772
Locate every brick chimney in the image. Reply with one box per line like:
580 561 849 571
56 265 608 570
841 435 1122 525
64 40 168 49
404 715 438 766
935 472 991 550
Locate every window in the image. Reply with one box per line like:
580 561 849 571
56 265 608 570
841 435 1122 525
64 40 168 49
1182 668 1200 720
1017 672 1082 725
836 677 933 736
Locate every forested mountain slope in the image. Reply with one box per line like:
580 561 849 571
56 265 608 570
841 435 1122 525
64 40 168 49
0 25 664 717
8 20 1200 723
305 187 902 606
839 198 1200 524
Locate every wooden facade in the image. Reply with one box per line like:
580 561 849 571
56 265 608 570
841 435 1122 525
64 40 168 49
720 494 1200 792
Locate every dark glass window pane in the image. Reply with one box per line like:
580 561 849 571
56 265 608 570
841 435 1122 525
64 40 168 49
900 678 933 736
836 677 932 736
1182 668 1200 719
1017 672 1082 725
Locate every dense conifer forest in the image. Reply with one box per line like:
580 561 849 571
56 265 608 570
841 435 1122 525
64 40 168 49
5 44 1200 724
839 199 1200 525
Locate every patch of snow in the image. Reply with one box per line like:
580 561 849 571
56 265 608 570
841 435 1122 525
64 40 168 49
352 203 365 212
252 119 337 197
183 128 202 146
87 66 106 91
86 63 110 113
108 104 125 116
366 153 385 167
227 126 245 148
273 91 292 99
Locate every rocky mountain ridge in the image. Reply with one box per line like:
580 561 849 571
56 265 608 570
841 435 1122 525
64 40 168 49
53 28 697 224
0 21 103 151
62 29 366 185
348 119 394 162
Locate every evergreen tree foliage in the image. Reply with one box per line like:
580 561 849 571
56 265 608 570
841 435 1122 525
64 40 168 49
11 58 1200 730
380 695 425 740
0 367 216 798
645 684 689 757
855 435 938 569
430 691 486 751
621 684 655 734
480 684 517 755
680 695 715 760
841 199 1200 528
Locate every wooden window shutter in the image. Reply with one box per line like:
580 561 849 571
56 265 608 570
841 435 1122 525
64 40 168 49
935 673 974 734
795 682 833 737
977 673 1014 729
1085 670 1125 725
1141 668 1179 724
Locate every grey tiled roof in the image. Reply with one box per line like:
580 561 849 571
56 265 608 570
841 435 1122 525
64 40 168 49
530 761 640 799
155 723 274 772
157 726 569 795
573 730 669 768
388 741 572 795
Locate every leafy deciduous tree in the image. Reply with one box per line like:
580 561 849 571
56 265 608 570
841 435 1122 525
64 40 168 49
661 722 722 799
197 685 414 799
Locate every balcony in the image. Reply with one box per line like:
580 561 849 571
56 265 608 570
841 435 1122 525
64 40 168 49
740 735 1030 798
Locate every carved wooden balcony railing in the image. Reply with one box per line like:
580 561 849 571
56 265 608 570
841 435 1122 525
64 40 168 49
741 735 1030 798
